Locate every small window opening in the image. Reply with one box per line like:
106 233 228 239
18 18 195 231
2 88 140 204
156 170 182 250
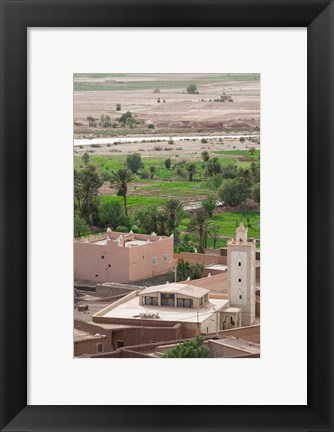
101 255 104 259
238 278 241 282
238 262 241 266
239 294 242 300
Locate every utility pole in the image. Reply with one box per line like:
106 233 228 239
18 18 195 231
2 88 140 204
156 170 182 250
213 307 219 337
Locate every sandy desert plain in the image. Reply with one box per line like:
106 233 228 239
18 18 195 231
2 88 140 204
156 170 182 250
74 73 260 250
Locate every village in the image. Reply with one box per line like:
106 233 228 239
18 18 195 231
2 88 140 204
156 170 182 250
74 223 260 358
74 73 260 358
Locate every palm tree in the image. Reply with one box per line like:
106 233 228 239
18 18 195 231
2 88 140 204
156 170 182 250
185 162 197 182
188 210 212 253
109 168 135 216
163 198 184 235
157 210 168 236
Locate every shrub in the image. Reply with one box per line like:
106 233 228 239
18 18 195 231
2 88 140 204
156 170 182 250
148 123 155 129
163 336 209 358
74 216 90 238
116 103 121 111
140 171 150 179
201 138 208 144
219 179 249 206
154 146 163 151
115 225 129 233
126 117 137 128
201 151 210 162
186 84 199 94
82 152 90 164
99 201 127 230
165 158 172 169
99 114 111 128
149 166 156 179
118 111 133 124
86 116 96 127
221 163 238 179
126 153 143 173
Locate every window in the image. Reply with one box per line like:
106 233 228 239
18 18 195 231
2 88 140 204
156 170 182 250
177 298 193 308
161 293 175 306
143 296 158 306
95 274 99 277
238 278 242 282
97 343 103 353
239 294 242 300
151 257 157 267
108 264 111 267
238 261 241 267
101 255 104 259
142 255 145 260
163 253 169 264
116 341 124 349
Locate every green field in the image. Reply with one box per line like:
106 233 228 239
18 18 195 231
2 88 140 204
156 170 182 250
74 150 259 184
99 195 166 209
75 150 260 246
179 210 260 249
180 211 260 238
74 73 260 92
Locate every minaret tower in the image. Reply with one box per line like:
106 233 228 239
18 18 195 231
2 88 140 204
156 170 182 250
227 223 256 326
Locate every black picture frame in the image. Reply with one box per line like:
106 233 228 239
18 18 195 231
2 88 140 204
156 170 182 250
1 0 333 431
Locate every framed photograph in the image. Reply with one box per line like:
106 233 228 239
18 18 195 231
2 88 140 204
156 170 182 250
1 0 333 431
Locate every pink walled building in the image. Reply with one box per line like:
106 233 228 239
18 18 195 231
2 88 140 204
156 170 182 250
74 230 175 283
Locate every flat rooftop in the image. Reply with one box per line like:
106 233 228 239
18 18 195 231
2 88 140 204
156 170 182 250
96 295 229 323
212 337 260 355
74 302 114 322
93 238 148 247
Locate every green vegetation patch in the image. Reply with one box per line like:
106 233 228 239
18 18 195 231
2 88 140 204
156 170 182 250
180 210 260 240
98 195 166 209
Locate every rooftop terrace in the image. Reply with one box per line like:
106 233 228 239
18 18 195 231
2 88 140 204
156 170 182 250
94 293 229 324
